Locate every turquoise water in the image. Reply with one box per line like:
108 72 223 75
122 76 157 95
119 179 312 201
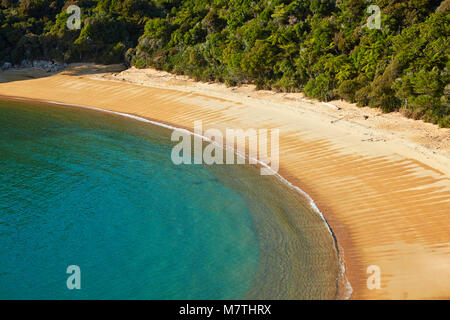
0 99 341 299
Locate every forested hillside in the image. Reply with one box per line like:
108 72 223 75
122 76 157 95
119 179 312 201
1 0 449 126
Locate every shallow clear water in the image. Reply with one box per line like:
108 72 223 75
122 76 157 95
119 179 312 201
0 99 341 299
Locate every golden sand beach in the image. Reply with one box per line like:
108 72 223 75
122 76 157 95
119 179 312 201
0 64 449 299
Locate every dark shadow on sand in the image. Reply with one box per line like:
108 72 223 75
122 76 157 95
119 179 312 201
0 63 126 84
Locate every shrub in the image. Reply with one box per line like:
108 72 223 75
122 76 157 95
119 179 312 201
304 73 333 101
337 79 361 102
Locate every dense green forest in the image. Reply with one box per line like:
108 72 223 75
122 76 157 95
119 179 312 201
1 0 449 127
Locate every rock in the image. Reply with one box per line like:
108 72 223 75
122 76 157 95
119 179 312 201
33 60 54 70
31 60 66 72
20 59 32 68
1 62 12 70
363 115 369 120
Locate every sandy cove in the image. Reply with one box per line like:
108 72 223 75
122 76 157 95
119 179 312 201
0 64 449 299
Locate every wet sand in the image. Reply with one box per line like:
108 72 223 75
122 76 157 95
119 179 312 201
0 64 449 299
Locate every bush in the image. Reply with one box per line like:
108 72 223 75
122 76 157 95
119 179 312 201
355 85 371 107
338 79 361 103
438 115 450 128
101 42 126 64
304 73 333 101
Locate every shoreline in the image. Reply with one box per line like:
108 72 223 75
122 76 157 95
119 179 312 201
1 95 348 299
0 64 449 299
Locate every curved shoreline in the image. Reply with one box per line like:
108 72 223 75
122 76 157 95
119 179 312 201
1 66 449 299
3 95 352 299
